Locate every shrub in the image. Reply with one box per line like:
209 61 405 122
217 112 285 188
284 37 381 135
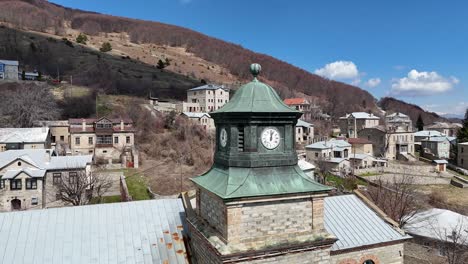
100 42 112 52
76 33 88 44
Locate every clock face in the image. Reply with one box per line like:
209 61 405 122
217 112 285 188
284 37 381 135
261 127 280 150
220 128 228 147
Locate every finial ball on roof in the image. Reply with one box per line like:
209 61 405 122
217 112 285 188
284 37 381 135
250 63 261 77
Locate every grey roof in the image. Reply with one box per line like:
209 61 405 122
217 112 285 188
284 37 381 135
2 168 46 179
0 127 49 143
306 139 351 150
296 119 313 128
182 112 211 119
414 130 444 137
0 60 19 66
349 153 374 160
433 160 448 164
340 112 380 120
421 136 456 142
0 149 92 173
324 195 410 251
426 122 462 129
403 208 468 244
298 159 315 171
386 112 408 118
188 84 227 91
325 158 348 164
0 199 188 264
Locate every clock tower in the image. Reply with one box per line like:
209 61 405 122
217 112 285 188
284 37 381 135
188 64 336 264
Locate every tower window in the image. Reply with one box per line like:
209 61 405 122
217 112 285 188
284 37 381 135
238 126 244 152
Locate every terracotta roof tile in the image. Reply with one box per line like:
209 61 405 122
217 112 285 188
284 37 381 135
284 98 307 105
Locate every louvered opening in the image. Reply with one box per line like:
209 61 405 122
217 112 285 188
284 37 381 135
238 126 244 152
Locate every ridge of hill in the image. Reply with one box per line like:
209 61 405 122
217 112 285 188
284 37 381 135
378 97 448 125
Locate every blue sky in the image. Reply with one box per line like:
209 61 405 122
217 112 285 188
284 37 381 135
51 0 468 116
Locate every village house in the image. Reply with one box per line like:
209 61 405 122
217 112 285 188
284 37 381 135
358 126 415 160
404 208 468 263
35 120 70 145
306 139 351 160
385 112 413 132
0 127 51 152
347 137 374 155
177 84 229 113
186 64 410 264
181 112 215 131
148 96 177 113
424 122 462 137
414 130 445 142
349 153 385 169
339 112 380 138
69 117 137 167
284 97 312 120
0 60 19 80
420 135 456 160
0 149 92 211
296 119 314 144
457 142 468 170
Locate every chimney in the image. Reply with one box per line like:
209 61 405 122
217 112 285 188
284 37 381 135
82 118 86 131
120 119 124 131
45 149 51 162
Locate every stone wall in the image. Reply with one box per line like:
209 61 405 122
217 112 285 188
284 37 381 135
226 197 321 249
237 247 331 264
199 189 227 238
331 243 404 264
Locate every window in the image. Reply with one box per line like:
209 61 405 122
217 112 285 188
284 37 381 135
75 137 80 145
53 173 62 185
60 136 64 141
114 136 119 144
51 136 56 143
10 179 22 190
96 122 112 129
315 153 319 158
69 172 77 185
31 197 38 205
26 179 37 189
96 135 112 145
0 179 4 189
17 161 21 166
126 136 131 144
237 126 244 152
88 137 93 145
462 147 464 153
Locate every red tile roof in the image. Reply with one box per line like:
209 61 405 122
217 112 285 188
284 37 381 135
347 138 373 144
284 98 308 105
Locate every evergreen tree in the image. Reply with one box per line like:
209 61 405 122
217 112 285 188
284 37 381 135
416 114 424 131
99 42 112 52
156 59 166 69
457 108 468 143
37 71 42 81
76 33 88 45
21 70 26 80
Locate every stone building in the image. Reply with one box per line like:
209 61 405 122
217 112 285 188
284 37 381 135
0 127 51 152
181 112 215 131
458 142 468 170
186 64 409 263
306 139 351 160
420 136 456 159
0 60 19 80
339 112 380 138
424 122 462 137
35 120 70 145
178 84 230 113
385 112 413 132
284 97 312 120
347 138 373 155
0 149 92 211
69 117 137 166
358 126 415 160
296 119 314 144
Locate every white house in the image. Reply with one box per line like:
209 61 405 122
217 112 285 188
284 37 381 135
339 112 380 138
0 127 51 152
420 136 456 159
305 139 351 160
182 112 215 131
178 84 229 113
295 119 314 144
0 60 19 80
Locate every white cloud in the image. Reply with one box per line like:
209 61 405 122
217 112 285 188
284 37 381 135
365 78 381 88
315 61 359 80
390 69 458 96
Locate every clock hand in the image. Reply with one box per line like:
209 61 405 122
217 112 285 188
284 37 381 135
270 131 273 141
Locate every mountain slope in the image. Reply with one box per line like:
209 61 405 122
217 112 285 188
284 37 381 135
0 0 378 117
378 97 448 125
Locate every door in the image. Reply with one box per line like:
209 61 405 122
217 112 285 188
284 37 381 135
11 199 21 210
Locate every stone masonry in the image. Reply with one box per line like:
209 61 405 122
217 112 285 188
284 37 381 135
331 243 404 264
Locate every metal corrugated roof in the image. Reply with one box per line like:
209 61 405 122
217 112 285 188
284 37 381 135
2 168 46 179
0 60 19 66
0 127 49 143
296 119 313 128
324 195 410 251
0 150 92 171
340 112 380 120
0 199 188 264
188 84 227 91
305 139 351 150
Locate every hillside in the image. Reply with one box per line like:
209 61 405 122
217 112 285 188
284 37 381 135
378 97 448 125
0 0 378 117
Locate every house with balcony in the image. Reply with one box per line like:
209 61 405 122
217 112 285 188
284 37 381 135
339 112 380 138
69 117 137 167
424 122 462 137
305 139 351 161
358 126 415 160
0 149 92 211
177 84 229 113
385 112 413 132
284 98 312 120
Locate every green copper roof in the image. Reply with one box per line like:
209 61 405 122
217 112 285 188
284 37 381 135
211 64 300 114
191 164 333 199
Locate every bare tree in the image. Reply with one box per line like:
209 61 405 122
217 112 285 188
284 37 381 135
0 83 60 127
55 170 112 206
367 175 422 227
432 217 468 264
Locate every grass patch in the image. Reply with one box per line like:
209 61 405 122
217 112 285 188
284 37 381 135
89 195 121 204
326 174 368 190
358 172 382 177
124 169 151 200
